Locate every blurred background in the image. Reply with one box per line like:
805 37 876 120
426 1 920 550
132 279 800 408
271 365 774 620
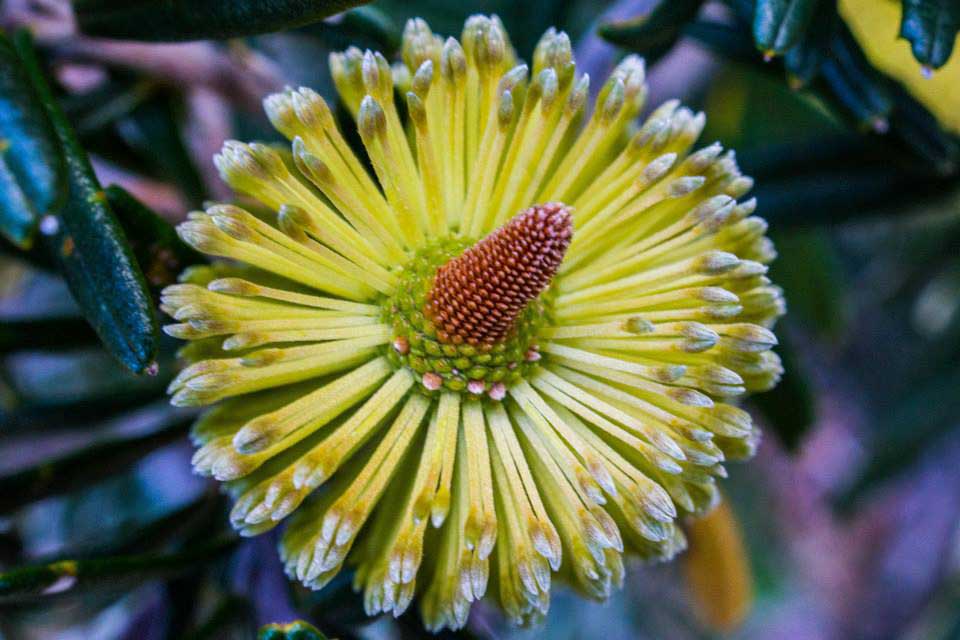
1 0 959 638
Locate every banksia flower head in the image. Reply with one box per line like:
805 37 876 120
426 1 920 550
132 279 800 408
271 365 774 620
162 15 784 632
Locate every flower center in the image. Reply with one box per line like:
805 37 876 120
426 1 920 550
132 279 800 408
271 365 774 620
384 203 573 399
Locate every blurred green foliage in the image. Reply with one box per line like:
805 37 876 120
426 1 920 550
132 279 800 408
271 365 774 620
74 0 374 41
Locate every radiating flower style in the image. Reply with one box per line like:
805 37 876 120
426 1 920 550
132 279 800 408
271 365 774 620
162 15 784 631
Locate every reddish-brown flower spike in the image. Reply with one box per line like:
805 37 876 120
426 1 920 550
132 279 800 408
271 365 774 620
427 203 573 346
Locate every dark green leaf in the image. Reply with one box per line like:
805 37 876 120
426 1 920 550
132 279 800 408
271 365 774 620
725 0 757 22
14 31 160 374
832 28 895 113
0 411 189 514
0 533 236 602
886 74 960 174
1 390 165 432
0 232 56 271
688 12 957 172
33 493 224 563
259 620 329 640
75 0 373 42
753 0 822 58
821 29 894 132
752 165 953 226
0 160 35 248
686 7 955 175
0 33 66 249
819 58 887 131
683 21 759 66
821 30 893 133
105 185 205 293
597 0 705 63
750 329 816 451
782 4 837 88
108 493 224 555
1 348 172 433
333 6 402 54
738 134 872 182
900 0 960 70
73 80 156 137
0 316 98 353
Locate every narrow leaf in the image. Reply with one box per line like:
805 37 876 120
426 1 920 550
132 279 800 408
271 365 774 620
753 0 822 58
751 165 951 226
0 534 235 602
50 494 224 559
887 80 960 174
75 0 372 42
0 412 189 514
821 29 894 132
0 33 65 248
0 316 98 353
331 6 401 55
105 185 205 293
900 0 960 70
683 21 759 66
1 349 171 434
0 160 39 250
14 31 160 374
1 391 167 434
0 234 56 270
782 4 838 87
597 0 706 62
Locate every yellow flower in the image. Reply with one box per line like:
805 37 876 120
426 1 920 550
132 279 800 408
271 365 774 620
162 15 784 631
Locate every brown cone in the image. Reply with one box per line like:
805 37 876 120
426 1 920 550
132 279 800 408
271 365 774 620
426 203 573 347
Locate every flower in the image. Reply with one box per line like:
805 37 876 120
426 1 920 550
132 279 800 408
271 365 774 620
161 15 784 631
